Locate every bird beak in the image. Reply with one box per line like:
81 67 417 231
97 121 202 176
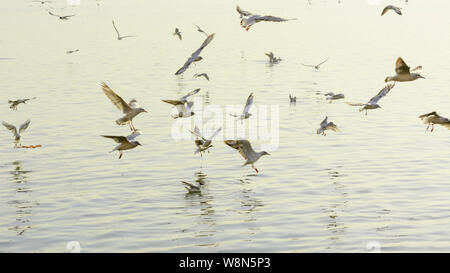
419 75 425 79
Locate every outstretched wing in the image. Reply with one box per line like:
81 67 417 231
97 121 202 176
236 5 252 17
368 84 395 104
243 92 254 114
317 57 330 66
126 130 141 141
128 99 140 109
320 116 328 128
255 15 296 23
19 119 31 134
2 121 17 136
209 127 222 140
162 99 183 106
191 33 215 59
181 88 201 101
112 20 120 38
101 82 132 114
395 57 410 75
101 135 128 143
411 66 422 73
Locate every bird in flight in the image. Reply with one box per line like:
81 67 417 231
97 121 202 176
188 126 222 156
317 116 339 136
173 28 182 40
193 73 209 81
385 57 424 82
301 57 329 70
346 84 395 115
381 5 402 16
324 92 345 102
112 20 136 40
8 97 36 110
265 52 281 64
162 88 200 118
48 11 75 20
229 92 254 123
66 49 79 54
102 130 142 159
236 5 297 31
2 119 31 148
33 0 52 4
224 139 270 173
289 94 296 103
193 23 209 36
100 82 147 131
175 33 215 75
419 112 450 132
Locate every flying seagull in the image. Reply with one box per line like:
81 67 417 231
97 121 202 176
2 119 31 147
317 116 339 136
48 11 75 20
8 97 36 110
188 126 222 156
419 112 450 132
346 84 395 115
173 28 182 40
236 5 297 31
229 92 254 123
162 88 200 119
301 57 329 70
224 139 270 173
112 20 136 40
381 5 402 16
193 23 208 36
102 130 142 159
193 73 209 81
289 94 296 103
181 181 201 194
66 49 79 54
265 52 281 64
175 33 215 75
385 57 424 82
325 92 345 102
100 82 147 131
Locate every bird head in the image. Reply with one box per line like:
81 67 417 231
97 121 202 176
194 56 203 62
138 108 148 113
384 76 391 83
135 141 142 146
261 151 270 156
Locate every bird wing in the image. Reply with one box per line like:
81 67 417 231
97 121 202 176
126 130 141 141
419 111 437 120
112 20 120 38
393 6 402 15
381 5 392 16
317 57 330 66
200 73 209 80
128 99 140 109
243 92 254 114
255 15 296 23
48 11 59 17
175 60 192 75
162 99 183 106
2 121 17 136
101 135 128 143
181 88 201 101
411 66 422 73
395 57 410 75
236 5 252 17
188 126 207 141
191 33 215 58
101 82 132 114
301 63 316 67
320 117 328 128
19 119 31 134
209 127 222 140
368 84 394 104
225 139 256 161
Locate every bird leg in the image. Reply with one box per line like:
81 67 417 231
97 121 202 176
431 124 434 132
252 164 259 173
119 151 123 159
246 26 250 31
426 124 430 131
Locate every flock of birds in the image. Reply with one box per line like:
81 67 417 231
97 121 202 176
4 2 450 194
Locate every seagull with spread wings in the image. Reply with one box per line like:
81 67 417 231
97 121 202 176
193 73 210 81
265 52 281 64
188 126 222 156
173 28 182 40
193 23 209 36
2 119 31 147
381 5 402 16
175 33 215 75
162 88 200 118
346 84 395 115
112 20 136 40
385 57 424 82
301 57 329 70
229 92 254 123
224 140 270 173
102 130 142 159
100 82 147 131
8 97 36 110
236 5 297 31
317 116 339 136
324 92 345 102
48 11 75 20
419 112 450 132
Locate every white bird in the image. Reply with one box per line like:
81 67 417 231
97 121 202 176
173 28 182 40
2 119 31 147
193 73 209 81
188 126 222 156
346 84 395 115
385 57 424 82
101 82 147 131
224 139 270 173
175 33 215 75
325 92 345 102
48 11 75 20
419 111 450 132
301 57 329 70
181 181 201 194
101 130 142 159
112 20 136 40
162 88 200 118
265 52 281 63
317 116 339 136
289 94 296 103
381 5 402 16
8 97 36 110
236 5 297 31
229 92 254 123
193 23 209 36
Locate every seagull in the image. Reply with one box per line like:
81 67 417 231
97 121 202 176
289 94 296 103
236 5 297 31
265 52 281 63
301 57 329 70
381 5 402 16
419 112 450 132
181 181 201 194
173 28 182 40
346 83 395 115
162 88 200 118
193 73 209 81
33 0 52 4
175 33 215 75
2 119 31 148
317 116 339 136
385 57 424 82
48 11 75 20
112 20 136 40
229 92 254 123
100 82 147 131
66 49 79 54
224 139 270 173
325 92 345 102
193 23 208 36
188 126 222 156
101 130 142 159
8 97 36 110
162 88 200 105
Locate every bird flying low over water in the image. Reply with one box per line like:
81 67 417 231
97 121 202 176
265 52 281 64
224 139 270 173
188 126 222 156
193 24 209 36
112 20 136 40
229 92 254 123
66 49 79 54
102 130 142 159
385 57 424 82
381 5 402 16
2 119 31 148
193 73 209 81
100 82 147 131
236 5 297 31
346 84 395 115
301 57 329 70
419 112 450 132
162 88 200 118
317 116 339 136
48 11 75 20
8 97 36 110
325 92 345 102
173 28 182 40
289 94 296 103
175 33 215 75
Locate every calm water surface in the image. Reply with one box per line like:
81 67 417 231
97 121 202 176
1 0 450 252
